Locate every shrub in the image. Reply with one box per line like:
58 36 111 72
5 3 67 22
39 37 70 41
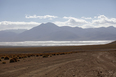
40 54 43 56
10 58 15 63
23 56 27 58
59 53 65 55
52 54 56 56
28 55 31 57
42 55 49 58
4 56 9 60
10 57 18 63
56 54 59 55
19 57 22 59
49 55 52 57
36 55 39 57
1 56 4 59
13 57 18 62
2 61 6 64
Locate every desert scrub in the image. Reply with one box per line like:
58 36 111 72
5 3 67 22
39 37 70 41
49 55 52 57
52 54 56 56
28 55 31 57
1 56 4 59
36 55 39 57
10 58 15 63
4 56 9 60
19 56 22 59
2 61 6 64
42 55 49 58
10 57 18 63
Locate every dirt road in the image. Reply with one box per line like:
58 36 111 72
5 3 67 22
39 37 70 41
0 50 116 77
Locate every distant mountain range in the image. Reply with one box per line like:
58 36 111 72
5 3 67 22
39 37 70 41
2 29 27 34
0 22 116 42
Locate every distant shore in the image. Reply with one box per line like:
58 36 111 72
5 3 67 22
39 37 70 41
0 41 116 54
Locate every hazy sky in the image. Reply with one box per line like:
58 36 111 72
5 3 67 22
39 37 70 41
0 0 116 30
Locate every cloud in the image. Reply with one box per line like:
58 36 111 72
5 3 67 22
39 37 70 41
54 15 116 28
25 15 58 20
63 16 88 26
0 21 40 30
81 15 116 28
0 15 116 30
81 17 92 19
93 15 116 25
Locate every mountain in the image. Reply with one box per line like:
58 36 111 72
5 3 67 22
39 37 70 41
0 29 27 42
2 29 27 34
0 31 17 42
15 22 60 41
0 22 116 41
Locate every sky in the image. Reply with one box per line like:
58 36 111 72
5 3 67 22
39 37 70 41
0 0 116 30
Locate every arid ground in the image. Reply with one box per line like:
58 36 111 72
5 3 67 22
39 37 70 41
0 42 116 77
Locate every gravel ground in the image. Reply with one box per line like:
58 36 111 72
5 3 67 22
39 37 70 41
0 50 116 77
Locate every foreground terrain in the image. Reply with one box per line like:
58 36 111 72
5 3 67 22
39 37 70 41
0 43 116 77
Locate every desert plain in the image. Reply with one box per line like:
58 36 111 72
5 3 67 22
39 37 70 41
0 41 116 77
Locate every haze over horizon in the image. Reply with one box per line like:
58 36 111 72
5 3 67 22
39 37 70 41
0 0 116 30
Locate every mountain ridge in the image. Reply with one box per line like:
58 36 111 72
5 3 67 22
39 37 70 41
0 22 116 41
